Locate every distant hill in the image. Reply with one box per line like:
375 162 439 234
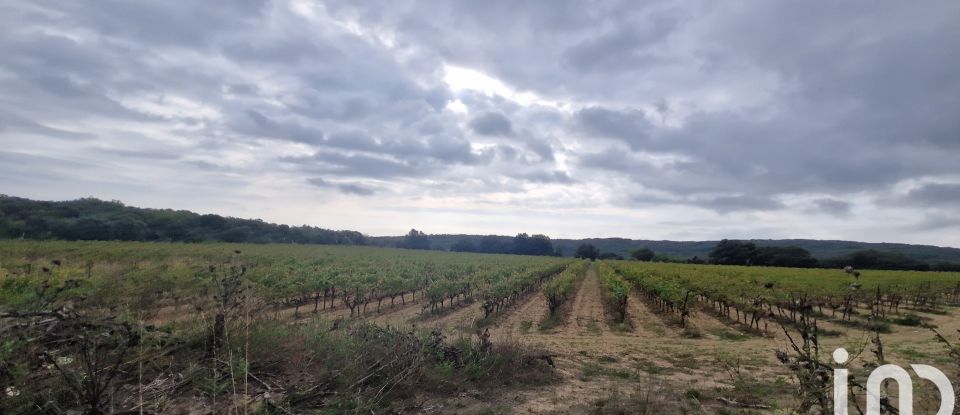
3 194 960 265
0 195 366 245
371 235 960 264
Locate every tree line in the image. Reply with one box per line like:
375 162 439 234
568 239 960 271
3 195 957 270
410 229 563 256
706 239 960 271
0 195 366 245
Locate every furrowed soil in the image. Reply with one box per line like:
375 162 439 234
419 298 485 332
558 266 605 337
408 264 960 414
494 288 550 338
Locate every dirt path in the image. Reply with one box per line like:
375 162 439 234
368 296 428 326
493 289 550 339
683 305 745 339
559 264 605 337
384 271 960 414
417 300 484 334
624 291 676 338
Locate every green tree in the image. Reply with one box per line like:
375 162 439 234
754 246 818 268
598 252 624 260
575 244 600 261
512 233 555 256
450 239 476 252
400 229 431 250
630 247 655 261
477 235 509 254
708 239 758 265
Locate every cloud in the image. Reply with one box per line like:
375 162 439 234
575 107 652 148
812 198 852 217
2 0 959 246
0 112 96 140
562 15 678 72
523 138 555 162
234 110 324 144
469 111 513 136
307 177 376 196
287 151 424 179
901 183 960 206
910 214 960 232
514 170 573 184
693 195 785 214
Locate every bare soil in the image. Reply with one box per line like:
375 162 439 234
558 265 606 337
412 265 960 414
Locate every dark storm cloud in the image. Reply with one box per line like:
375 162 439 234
469 112 513 136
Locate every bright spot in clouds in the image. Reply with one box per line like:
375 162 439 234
0 0 958 246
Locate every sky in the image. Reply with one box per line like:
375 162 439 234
1 1 959 246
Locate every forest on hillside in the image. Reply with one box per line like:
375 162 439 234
3 195 959 271
0 195 366 245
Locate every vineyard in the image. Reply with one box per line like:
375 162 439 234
0 241 569 323
607 261 960 333
2 240 960 414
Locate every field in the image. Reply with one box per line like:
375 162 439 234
2 241 960 414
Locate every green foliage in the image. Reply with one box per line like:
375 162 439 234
608 260 960 330
0 195 366 245
708 239 759 265
755 246 818 268
542 261 589 315
597 263 629 323
821 249 931 271
709 240 820 268
399 229 431 250
630 247 655 261
511 233 556 256
0 240 571 325
450 238 477 252
574 244 599 260
598 252 624 260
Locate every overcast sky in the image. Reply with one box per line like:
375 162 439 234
1 1 959 245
